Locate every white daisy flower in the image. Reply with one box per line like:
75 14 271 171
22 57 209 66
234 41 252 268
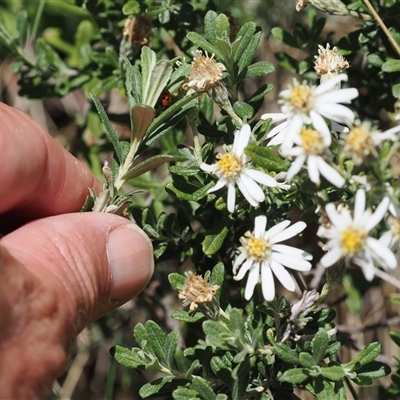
380 204 400 260
261 74 358 150
318 189 397 281
233 215 312 301
200 124 278 213
343 120 400 164
282 126 345 188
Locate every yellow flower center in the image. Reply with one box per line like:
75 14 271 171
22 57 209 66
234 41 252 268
345 127 374 158
243 234 271 263
300 128 325 155
289 85 313 112
341 226 367 255
216 153 244 179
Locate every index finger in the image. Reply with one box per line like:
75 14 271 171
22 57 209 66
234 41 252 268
0 102 102 227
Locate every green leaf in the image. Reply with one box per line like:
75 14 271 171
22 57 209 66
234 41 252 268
202 225 229 255
233 22 256 66
90 94 122 164
245 143 290 172
320 365 345 381
210 356 233 388
237 28 261 74
241 61 275 79
204 10 218 46
171 311 205 323
166 181 215 202
233 101 254 120
232 358 252 400
271 27 298 48
210 263 225 299
165 331 178 370
273 343 300 365
280 368 309 384
168 273 186 291
133 323 148 347
139 376 175 398
110 345 145 369
123 56 142 107
186 359 201 378
215 13 230 40
130 105 155 144
314 377 336 400
141 46 157 105
299 352 316 368
145 320 167 363
313 329 329 364
352 361 391 381
382 58 400 73
190 376 216 400
186 32 223 60
123 155 173 180
343 342 382 371
173 388 200 400
145 60 173 108
203 320 235 350
392 82 400 98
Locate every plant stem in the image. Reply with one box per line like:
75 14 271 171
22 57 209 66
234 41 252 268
32 0 45 40
363 0 400 57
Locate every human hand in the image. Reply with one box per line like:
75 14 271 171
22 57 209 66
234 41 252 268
0 102 154 399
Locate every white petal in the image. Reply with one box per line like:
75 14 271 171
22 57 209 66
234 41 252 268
235 258 254 280
244 168 278 187
319 247 342 267
245 263 260 300
265 220 292 241
233 252 247 275
200 162 218 172
316 157 345 188
353 257 375 281
265 120 289 140
366 237 397 269
254 215 267 237
207 179 226 193
271 221 307 244
317 87 359 105
238 175 265 203
270 259 296 291
307 155 321 186
273 244 313 260
353 189 366 223
261 263 275 301
313 73 348 95
227 183 237 213
261 112 288 123
315 103 355 125
286 155 305 182
233 124 251 155
325 203 352 228
272 251 312 271
309 110 331 141
365 196 389 231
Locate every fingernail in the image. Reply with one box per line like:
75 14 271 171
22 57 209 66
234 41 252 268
107 224 154 302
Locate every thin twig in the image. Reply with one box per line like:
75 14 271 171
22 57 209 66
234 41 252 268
363 0 400 57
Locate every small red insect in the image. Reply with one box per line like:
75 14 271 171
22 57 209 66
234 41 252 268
160 88 171 109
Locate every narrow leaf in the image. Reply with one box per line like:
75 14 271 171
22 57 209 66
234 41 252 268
186 32 223 60
320 365 345 381
273 343 300 365
139 376 175 398
130 105 155 144
145 60 173 108
344 342 381 370
313 329 329 364
145 320 167 363
90 94 122 163
165 331 178 370
122 155 173 180
141 46 157 104
299 352 316 368
202 226 229 255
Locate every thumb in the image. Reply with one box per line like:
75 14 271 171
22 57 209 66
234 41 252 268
1 212 154 330
0 212 153 399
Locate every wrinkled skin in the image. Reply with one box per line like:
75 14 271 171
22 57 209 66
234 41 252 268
0 103 154 399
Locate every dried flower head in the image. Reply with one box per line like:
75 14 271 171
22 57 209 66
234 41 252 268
314 44 349 84
184 50 226 92
123 16 152 46
178 273 220 311
296 0 308 12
